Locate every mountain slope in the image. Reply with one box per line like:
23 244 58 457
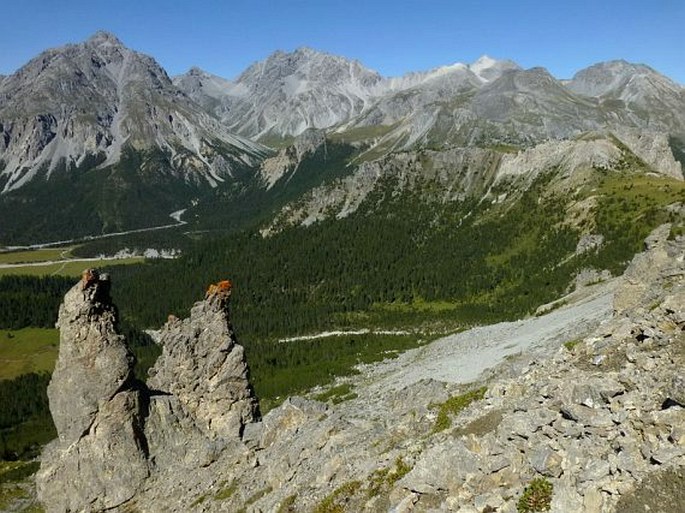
3 36 685 245
566 60 685 134
0 32 269 243
175 49 685 157
262 131 682 235
173 51 522 144
0 31 266 192
174 47 383 142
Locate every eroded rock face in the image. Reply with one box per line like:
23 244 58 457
37 270 149 512
613 223 674 314
37 273 258 512
148 280 259 440
47 271 134 443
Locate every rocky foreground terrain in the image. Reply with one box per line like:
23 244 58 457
35 225 684 512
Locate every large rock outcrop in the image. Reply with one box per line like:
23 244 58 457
37 272 258 513
37 271 149 512
148 280 259 441
46 270 136 444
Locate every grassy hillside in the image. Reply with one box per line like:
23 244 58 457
0 329 58 380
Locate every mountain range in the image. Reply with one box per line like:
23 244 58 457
174 46 685 148
0 31 684 244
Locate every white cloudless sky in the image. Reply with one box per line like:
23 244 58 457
1 0 683 83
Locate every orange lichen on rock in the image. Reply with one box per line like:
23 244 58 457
205 279 233 298
81 268 99 290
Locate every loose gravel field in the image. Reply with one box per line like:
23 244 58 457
357 280 617 393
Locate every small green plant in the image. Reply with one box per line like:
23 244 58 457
668 224 684 240
276 494 298 513
517 477 554 512
391 456 411 483
314 480 362 513
367 467 391 497
0 485 29 511
563 339 580 351
367 456 412 497
314 384 358 404
430 386 487 433
235 486 273 512
190 494 207 507
18 503 45 513
0 461 40 484
0 461 43 512
213 480 237 501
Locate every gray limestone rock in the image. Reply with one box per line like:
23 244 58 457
399 439 480 494
550 477 584 513
614 224 672 314
37 273 260 513
147 282 259 440
529 446 563 478
38 390 150 512
37 271 149 512
47 271 134 444
668 374 685 406
144 394 223 469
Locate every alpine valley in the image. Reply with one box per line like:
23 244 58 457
1 32 685 513
1 31 684 244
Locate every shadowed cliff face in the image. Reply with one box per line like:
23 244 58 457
36 271 259 513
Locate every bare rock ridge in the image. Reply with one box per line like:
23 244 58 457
36 271 259 513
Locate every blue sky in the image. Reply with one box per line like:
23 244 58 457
1 0 683 83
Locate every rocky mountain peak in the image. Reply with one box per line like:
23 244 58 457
238 46 382 91
566 59 685 135
37 272 259 511
0 32 266 194
179 46 384 139
186 65 206 76
468 65 603 136
469 54 521 82
85 30 125 48
567 59 667 98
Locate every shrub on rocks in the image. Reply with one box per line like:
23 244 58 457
517 477 553 512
